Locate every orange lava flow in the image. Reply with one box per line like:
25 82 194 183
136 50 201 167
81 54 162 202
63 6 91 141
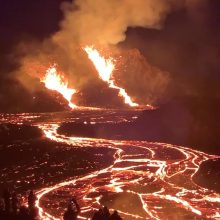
35 123 220 220
41 66 77 109
84 46 138 107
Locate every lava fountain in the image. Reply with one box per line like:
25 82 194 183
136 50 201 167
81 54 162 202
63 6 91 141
41 66 77 109
84 46 138 107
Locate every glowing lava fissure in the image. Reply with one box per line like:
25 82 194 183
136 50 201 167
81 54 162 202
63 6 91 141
84 46 139 107
41 66 77 109
35 122 220 220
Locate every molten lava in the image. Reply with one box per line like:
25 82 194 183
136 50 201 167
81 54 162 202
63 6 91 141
84 46 138 107
41 66 77 109
36 122 220 220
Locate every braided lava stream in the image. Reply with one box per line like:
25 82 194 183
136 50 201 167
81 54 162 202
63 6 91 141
34 122 220 220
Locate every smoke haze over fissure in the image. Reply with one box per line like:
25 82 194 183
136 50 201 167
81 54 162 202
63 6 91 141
0 0 219 111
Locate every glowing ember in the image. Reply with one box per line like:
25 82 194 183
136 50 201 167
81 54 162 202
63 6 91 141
41 66 77 109
84 46 138 107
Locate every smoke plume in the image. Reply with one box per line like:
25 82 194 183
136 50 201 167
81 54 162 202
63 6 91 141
16 0 205 108
54 0 203 47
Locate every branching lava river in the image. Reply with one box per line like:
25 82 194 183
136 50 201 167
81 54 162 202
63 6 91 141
0 110 219 219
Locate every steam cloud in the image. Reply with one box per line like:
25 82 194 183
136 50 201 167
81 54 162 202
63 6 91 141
54 0 202 46
17 0 204 107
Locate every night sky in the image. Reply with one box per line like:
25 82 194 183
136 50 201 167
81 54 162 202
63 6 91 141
0 0 220 112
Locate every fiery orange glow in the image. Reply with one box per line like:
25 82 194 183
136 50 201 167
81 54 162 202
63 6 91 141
41 66 77 109
35 123 220 220
84 46 138 107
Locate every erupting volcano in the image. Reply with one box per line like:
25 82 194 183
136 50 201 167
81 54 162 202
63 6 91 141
1 0 220 220
41 66 77 109
40 47 139 109
84 46 139 107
